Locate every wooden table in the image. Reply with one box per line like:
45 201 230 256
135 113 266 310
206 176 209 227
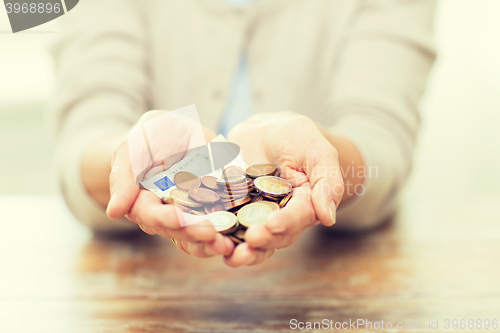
1 194 499 332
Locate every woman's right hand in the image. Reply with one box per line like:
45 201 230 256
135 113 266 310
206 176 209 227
105 110 235 257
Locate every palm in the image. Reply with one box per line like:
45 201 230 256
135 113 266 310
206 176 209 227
223 113 341 267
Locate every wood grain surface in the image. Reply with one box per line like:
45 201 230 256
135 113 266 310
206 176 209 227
0 195 499 332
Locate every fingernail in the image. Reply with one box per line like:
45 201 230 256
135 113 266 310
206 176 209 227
107 194 117 217
106 195 113 214
269 226 286 234
329 200 337 225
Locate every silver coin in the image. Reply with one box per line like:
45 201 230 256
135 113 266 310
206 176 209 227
207 211 237 232
237 202 273 227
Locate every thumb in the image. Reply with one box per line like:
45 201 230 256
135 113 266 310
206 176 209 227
106 139 140 219
307 144 344 226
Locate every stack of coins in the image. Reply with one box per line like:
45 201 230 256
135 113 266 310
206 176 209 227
162 164 293 244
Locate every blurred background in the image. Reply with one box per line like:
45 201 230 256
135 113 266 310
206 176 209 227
1 0 499 205
1 2 499 330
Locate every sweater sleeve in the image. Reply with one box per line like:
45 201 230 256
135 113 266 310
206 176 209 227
49 0 149 233
326 0 436 230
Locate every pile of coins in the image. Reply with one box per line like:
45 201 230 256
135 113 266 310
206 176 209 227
162 164 293 244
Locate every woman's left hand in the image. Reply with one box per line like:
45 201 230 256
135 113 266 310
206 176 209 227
224 112 344 267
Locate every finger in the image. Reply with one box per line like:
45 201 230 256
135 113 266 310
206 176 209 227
128 190 216 242
139 224 157 235
107 139 140 219
182 219 219 243
264 184 316 234
245 184 317 250
177 233 235 258
154 217 220 243
245 224 301 250
148 218 218 243
223 243 275 268
306 143 344 226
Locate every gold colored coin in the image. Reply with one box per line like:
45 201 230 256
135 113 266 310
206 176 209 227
262 194 281 202
204 204 225 214
170 189 203 208
223 195 251 210
222 166 246 178
162 197 174 205
233 228 246 240
251 195 263 203
219 192 249 202
246 164 276 178
254 176 292 196
279 193 293 208
189 210 206 216
221 223 239 235
237 202 273 228
174 171 201 191
201 176 220 190
216 175 247 186
223 180 252 191
228 235 243 245
260 201 280 211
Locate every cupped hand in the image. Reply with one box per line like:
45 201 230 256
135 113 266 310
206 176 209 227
106 110 234 257
224 112 344 267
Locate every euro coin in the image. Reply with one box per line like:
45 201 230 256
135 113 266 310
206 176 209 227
201 176 220 190
237 202 274 227
251 195 263 203
228 206 244 214
228 235 243 244
162 197 174 205
170 189 203 208
222 188 250 196
249 189 261 197
260 201 280 211
262 194 281 201
211 204 225 213
279 193 292 208
189 210 206 216
222 182 252 191
246 164 276 178
233 228 246 240
223 195 251 210
167 163 293 245
254 176 292 197
219 192 249 202
222 166 246 178
188 188 220 204
207 211 238 233
216 175 246 186
174 171 201 191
